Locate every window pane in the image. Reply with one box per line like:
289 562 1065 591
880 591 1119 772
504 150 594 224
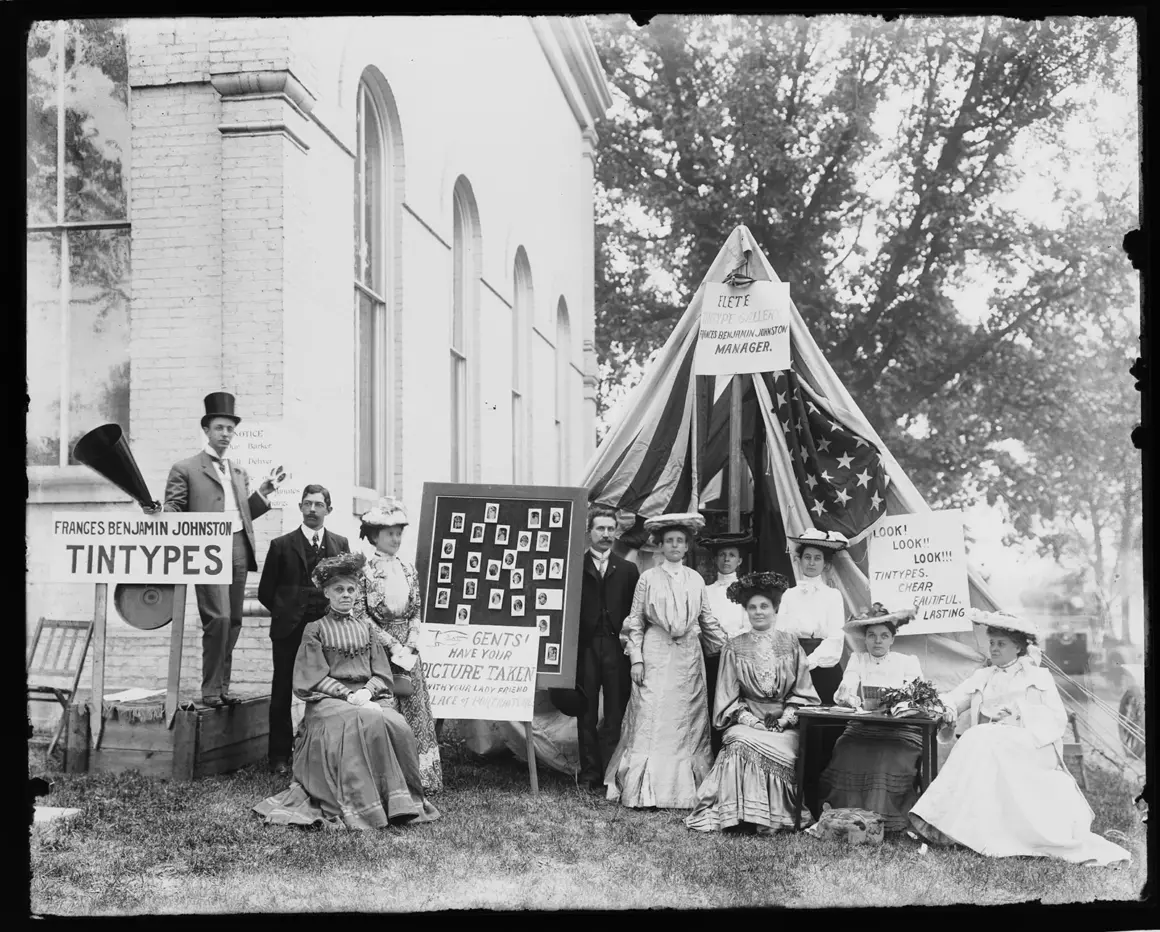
66 229 131 463
64 20 129 223
26 22 58 226
361 94 381 292
357 291 376 488
353 87 363 282
27 233 62 465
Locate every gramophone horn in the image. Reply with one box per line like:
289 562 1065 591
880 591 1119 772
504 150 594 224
72 424 158 509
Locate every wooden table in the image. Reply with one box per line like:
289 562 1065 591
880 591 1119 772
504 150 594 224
793 707 942 831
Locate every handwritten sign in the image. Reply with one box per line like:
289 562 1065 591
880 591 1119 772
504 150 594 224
868 510 971 635
227 421 299 510
48 512 234 583
694 281 791 376
418 624 539 721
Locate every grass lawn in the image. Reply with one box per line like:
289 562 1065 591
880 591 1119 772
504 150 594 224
29 737 1147 914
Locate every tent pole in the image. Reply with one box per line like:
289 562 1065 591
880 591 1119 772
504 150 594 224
728 375 742 532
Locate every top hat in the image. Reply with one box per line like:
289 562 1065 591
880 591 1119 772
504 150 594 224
201 392 240 428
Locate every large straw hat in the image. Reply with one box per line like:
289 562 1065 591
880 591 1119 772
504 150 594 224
787 528 849 552
643 512 705 542
726 571 792 606
361 496 409 528
969 609 1041 644
844 603 916 634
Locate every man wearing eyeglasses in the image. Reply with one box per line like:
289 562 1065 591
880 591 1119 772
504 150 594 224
257 484 350 775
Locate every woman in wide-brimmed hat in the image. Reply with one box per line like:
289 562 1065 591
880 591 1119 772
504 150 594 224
817 604 924 832
604 513 728 809
908 610 1129 866
355 497 442 794
778 528 850 705
685 571 821 835
253 552 440 831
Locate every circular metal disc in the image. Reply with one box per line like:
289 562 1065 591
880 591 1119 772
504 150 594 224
113 583 176 630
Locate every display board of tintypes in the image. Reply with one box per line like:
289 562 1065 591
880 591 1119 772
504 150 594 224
415 482 588 689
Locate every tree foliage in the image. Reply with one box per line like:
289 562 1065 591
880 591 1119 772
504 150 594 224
590 14 1140 627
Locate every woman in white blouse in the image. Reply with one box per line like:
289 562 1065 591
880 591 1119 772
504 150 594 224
604 513 727 809
818 604 923 831
777 528 849 704
909 611 1130 866
356 497 442 794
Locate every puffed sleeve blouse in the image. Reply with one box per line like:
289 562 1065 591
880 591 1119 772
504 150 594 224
833 651 923 707
713 629 820 730
940 656 1067 749
620 562 728 665
775 576 846 670
293 613 396 703
358 552 422 650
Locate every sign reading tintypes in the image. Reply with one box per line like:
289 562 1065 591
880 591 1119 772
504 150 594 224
694 281 791 375
419 624 539 721
49 512 235 583
868 510 971 635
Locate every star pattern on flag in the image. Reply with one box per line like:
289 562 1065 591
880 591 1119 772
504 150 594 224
767 370 889 540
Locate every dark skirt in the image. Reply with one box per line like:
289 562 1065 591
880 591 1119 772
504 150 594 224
818 722 923 831
798 637 843 705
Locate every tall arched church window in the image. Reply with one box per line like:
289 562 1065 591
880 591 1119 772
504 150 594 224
555 298 572 483
512 248 533 483
27 20 131 466
353 74 394 495
450 179 480 482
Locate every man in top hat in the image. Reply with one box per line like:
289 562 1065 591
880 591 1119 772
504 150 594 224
258 484 349 774
699 530 754 755
575 504 640 793
144 392 280 708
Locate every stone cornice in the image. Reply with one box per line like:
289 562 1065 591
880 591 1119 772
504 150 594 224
530 17 613 132
210 70 318 114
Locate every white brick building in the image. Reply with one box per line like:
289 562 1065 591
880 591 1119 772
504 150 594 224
26 16 611 712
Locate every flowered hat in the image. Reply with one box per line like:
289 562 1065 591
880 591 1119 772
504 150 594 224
643 512 705 544
312 551 367 588
844 602 915 635
969 609 1040 644
726 571 791 606
361 496 409 528
698 531 755 553
787 528 849 552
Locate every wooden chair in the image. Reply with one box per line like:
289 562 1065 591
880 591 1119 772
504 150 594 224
28 618 94 759
1063 710 1087 791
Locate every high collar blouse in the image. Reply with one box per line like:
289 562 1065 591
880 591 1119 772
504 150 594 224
833 650 923 707
362 551 412 618
705 571 751 639
620 563 726 665
941 654 1068 749
775 575 846 669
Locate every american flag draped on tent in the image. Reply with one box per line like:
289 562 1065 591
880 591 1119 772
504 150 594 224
581 224 1005 692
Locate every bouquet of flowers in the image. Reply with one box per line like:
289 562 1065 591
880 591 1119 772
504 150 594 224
877 678 945 719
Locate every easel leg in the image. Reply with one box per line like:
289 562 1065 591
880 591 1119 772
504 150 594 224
92 584 107 750
166 585 188 728
524 721 539 798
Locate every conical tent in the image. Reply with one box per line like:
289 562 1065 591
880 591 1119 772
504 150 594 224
583 224 1001 691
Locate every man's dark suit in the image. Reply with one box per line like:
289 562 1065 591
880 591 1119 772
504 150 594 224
576 550 640 785
258 527 349 763
164 450 270 700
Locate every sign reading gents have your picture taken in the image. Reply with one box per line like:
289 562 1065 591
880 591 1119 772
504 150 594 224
414 482 588 690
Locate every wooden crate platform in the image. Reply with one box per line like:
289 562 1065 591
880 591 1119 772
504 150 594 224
65 695 269 780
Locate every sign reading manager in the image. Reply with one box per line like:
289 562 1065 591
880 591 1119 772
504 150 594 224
694 281 792 376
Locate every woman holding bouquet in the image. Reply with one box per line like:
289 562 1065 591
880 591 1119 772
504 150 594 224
908 611 1130 865
817 604 924 831
685 572 820 834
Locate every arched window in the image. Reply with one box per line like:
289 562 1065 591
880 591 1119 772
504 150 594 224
451 178 481 482
555 297 572 483
353 73 396 496
512 248 533 482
